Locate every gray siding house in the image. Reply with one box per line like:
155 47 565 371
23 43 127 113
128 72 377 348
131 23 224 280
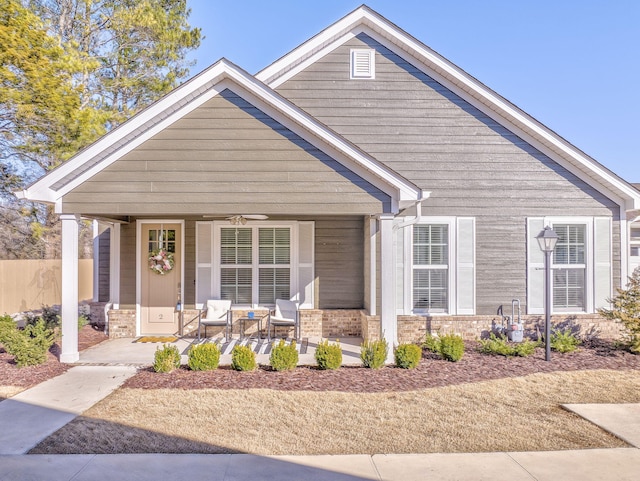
18 6 640 362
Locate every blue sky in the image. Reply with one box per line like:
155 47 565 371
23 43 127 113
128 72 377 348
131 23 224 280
185 1 639 182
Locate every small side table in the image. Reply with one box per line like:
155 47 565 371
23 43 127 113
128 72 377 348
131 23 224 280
237 315 263 340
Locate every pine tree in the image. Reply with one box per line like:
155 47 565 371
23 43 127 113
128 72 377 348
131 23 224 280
598 267 640 353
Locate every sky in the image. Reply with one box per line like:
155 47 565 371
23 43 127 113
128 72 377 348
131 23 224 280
184 0 639 182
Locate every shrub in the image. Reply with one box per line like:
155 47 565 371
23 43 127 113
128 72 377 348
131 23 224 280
394 343 422 369
1 319 56 367
25 305 60 330
153 344 181 373
231 344 257 371
439 333 465 362
479 333 538 357
187 342 220 371
360 338 388 369
0 314 14 339
598 267 640 353
269 339 298 371
423 333 441 353
315 339 342 370
550 329 581 353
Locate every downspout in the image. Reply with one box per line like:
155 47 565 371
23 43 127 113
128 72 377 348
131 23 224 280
394 190 431 231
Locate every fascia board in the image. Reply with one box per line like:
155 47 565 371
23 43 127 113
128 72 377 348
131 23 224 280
258 6 640 211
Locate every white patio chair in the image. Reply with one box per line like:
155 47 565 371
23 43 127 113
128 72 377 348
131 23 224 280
198 299 232 341
267 299 299 341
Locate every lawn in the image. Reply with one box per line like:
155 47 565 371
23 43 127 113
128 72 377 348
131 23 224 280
30 369 640 455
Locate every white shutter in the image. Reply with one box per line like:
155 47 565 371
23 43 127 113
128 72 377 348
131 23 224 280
594 217 612 310
456 218 475 314
297 221 315 309
195 222 213 307
527 218 545 314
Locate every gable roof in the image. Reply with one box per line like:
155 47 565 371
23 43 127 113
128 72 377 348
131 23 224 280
257 5 640 212
17 58 423 214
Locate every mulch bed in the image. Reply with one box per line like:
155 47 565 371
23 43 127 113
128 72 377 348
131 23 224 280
3 326 640 395
124 339 640 393
0 324 108 391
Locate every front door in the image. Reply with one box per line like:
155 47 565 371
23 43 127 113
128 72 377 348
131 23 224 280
141 223 181 335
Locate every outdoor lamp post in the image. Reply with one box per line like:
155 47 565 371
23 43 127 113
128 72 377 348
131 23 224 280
536 226 558 361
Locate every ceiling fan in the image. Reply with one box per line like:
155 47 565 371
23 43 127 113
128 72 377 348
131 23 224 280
203 214 269 225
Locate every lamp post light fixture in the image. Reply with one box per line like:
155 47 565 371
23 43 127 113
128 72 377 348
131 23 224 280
536 226 559 361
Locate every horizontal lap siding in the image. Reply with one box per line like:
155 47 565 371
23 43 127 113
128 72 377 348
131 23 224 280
315 217 364 309
277 33 621 314
62 90 389 215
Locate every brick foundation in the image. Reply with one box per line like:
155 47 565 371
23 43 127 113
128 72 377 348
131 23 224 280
394 314 623 344
106 308 623 343
106 309 136 338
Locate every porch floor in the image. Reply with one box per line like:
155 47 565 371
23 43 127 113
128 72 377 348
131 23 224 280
77 336 364 367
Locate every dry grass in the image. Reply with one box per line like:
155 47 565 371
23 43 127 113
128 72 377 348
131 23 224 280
0 386 24 399
32 369 640 455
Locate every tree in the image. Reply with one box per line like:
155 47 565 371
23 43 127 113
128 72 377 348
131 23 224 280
598 267 640 353
0 0 201 258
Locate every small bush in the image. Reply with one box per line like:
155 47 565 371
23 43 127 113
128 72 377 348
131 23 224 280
479 333 538 357
1 319 56 367
439 333 465 362
188 342 221 371
231 344 257 371
269 339 298 371
153 344 181 373
394 343 422 369
360 338 388 369
423 333 441 353
599 267 640 353
550 329 581 353
25 306 60 330
315 339 342 370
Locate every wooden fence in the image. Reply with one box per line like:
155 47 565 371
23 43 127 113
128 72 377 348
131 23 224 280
0 259 93 315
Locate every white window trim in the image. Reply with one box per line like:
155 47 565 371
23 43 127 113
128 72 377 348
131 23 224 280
402 217 458 316
539 216 595 314
350 48 375 79
197 221 301 309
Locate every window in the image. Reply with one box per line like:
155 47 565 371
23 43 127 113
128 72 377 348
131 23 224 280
350 49 375 79
413 225 449 311
631 227 640 257
403 217 475 315
219 226 291 305
527 217 612 315
552 224 586 310
148 228 175 254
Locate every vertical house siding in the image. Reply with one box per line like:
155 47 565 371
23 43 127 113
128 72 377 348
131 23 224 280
98 230 110 302
277 33 621 315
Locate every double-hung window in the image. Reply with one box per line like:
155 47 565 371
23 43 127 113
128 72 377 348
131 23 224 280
527 217 612 315
196 221 314 309
552 224 586 311
413 225 449 311
219 226 291 305
401 217 475 315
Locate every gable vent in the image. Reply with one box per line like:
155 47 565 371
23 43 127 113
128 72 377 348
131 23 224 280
350 49 375 79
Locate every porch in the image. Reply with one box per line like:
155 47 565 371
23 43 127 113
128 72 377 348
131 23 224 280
77 336 365 367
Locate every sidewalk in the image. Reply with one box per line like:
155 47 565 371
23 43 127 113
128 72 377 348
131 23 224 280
2 450 640 480
0 365 639 480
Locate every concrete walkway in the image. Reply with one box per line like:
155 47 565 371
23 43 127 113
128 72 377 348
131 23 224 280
0 365 137 455
1 364 639 479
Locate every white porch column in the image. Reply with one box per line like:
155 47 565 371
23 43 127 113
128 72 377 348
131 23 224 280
379 214 396 363
110 223 121 308
60 214 80 363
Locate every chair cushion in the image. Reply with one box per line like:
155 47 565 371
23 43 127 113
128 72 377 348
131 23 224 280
205 299 230 321
275 299 298 321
